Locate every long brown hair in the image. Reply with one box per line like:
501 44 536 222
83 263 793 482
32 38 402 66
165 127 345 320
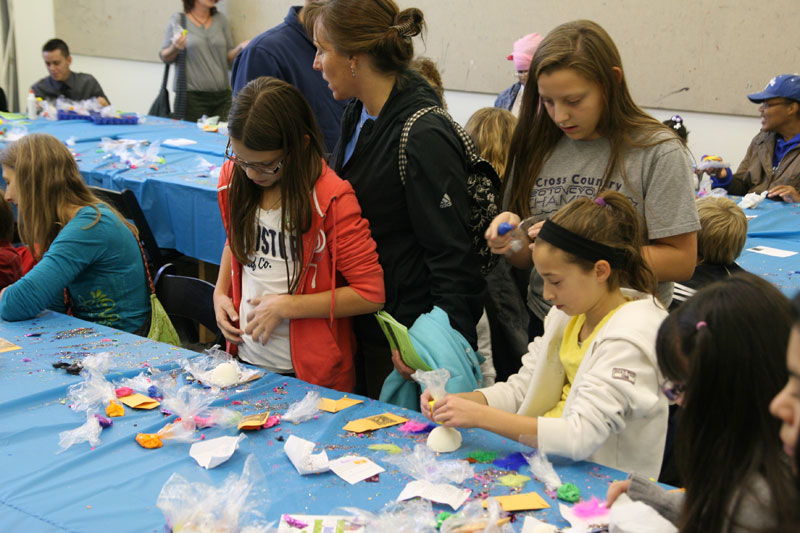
465 107 517 178
548 190 658 296
306 0 423 78
656 274 796 532
0 133 133 258
504 20 683 218
226 76 326 294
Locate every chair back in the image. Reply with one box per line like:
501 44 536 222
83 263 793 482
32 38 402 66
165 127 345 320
88 186 163 268
153 263 222 344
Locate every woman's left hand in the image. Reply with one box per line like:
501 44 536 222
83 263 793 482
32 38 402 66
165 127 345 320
768 185 800 203
244 294 288 344
391 349 416 381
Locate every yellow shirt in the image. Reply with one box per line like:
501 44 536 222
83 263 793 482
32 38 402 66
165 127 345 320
542 303 626 418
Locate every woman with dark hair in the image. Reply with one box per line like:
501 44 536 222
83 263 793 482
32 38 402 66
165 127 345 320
213 76 384 392
608 274 796 532
308 0 485 399
159 0 249 121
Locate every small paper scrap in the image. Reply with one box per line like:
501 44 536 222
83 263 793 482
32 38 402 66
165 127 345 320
397 479 471 510
488 492 550 512
498 473 531 488
0 338 21 353
162 138 197 147
238 411 270 430
318 396 363 413
367 443 403 455
189 433 246 469
277 515 365 532
284 435 329 475
329 455 385 485
746 245 797 258
343 412 408 433
119 393 160 409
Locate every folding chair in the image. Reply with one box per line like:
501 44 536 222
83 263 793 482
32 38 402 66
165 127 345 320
153 263 222 347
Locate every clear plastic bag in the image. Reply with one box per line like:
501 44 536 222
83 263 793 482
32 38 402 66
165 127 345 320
383 444 474 484
162 385 217 427
193 156 221 180
194 407 243 429
282 391 321 424
57 416 103 453
523 449 562 492
181 345 262 389
338 499 437 533
156 454 274 532
81 352 113 377
67 372 116 414
412 368 450 401
440 498 512 533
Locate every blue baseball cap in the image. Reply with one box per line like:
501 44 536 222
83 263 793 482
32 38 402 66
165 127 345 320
747 74 800 103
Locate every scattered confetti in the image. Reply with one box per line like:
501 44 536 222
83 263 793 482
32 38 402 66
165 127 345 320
498 473 531 488
398 420 434 434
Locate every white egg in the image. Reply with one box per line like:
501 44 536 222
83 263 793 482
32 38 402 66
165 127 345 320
426 425 462 453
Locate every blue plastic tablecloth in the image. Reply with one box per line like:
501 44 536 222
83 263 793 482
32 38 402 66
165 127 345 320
743 198 800 240
0 312 630 532
3 116 229 264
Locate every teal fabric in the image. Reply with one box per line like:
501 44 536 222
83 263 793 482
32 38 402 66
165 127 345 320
0 204 150 332
379 306 484 410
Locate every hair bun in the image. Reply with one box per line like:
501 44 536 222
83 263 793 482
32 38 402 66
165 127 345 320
391 8 423 38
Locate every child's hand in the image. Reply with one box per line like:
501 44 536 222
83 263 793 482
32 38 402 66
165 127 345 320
430 395 482 429
606 479 631 507
391 349 415 381
245 294 287 345
420 389 436 421
213 292 242 344
485 211 522 254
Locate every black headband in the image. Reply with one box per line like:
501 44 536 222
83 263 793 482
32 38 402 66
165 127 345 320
537 220 628 268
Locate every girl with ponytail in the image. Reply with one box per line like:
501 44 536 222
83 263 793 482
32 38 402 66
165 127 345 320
422 191 669 478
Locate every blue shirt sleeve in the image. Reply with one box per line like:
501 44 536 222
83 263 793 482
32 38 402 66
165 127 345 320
0 209 102 321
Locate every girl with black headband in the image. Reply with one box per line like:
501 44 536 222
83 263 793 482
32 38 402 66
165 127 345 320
421 191 669 478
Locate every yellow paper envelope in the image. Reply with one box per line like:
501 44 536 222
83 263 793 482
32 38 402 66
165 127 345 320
119 393 160 410
342 412 407 433
238 411 270 430
487 492 550 512
0 338 21 353
319 396 363 413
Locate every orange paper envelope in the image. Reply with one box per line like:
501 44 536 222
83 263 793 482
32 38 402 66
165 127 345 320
319 396 363 413
119 393 160 409
343 412 407 433
238 411 270 430
487 492 550 512
0 338 21 353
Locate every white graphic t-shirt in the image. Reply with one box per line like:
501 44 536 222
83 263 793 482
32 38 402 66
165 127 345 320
238 208 297 373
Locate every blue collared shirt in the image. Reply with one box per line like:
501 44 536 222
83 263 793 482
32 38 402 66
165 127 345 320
773 131 800 171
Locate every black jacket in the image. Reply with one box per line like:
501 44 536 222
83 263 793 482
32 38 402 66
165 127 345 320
330 71 484 348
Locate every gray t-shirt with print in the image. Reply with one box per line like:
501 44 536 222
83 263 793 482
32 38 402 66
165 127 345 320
513 131 700 319
162 12 233 92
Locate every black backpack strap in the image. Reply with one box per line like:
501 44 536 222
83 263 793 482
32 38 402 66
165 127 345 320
398 105 499 187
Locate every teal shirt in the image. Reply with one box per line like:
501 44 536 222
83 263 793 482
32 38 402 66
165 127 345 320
0 204 150 332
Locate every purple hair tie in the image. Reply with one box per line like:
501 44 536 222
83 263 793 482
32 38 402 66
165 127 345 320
696 321 708 331
594 197 606 206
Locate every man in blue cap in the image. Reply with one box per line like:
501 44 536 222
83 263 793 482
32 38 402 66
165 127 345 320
723 74 800 202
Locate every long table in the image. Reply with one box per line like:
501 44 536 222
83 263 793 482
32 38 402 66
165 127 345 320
740 198 800 296
1 312 627 532
3 115 227 265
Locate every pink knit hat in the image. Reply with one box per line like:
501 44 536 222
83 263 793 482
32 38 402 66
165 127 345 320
507 33 543 72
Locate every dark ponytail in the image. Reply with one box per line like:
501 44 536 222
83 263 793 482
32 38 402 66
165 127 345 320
309 0 424 75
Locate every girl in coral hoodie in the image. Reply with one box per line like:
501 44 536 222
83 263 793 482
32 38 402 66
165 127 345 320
214 76 385 392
